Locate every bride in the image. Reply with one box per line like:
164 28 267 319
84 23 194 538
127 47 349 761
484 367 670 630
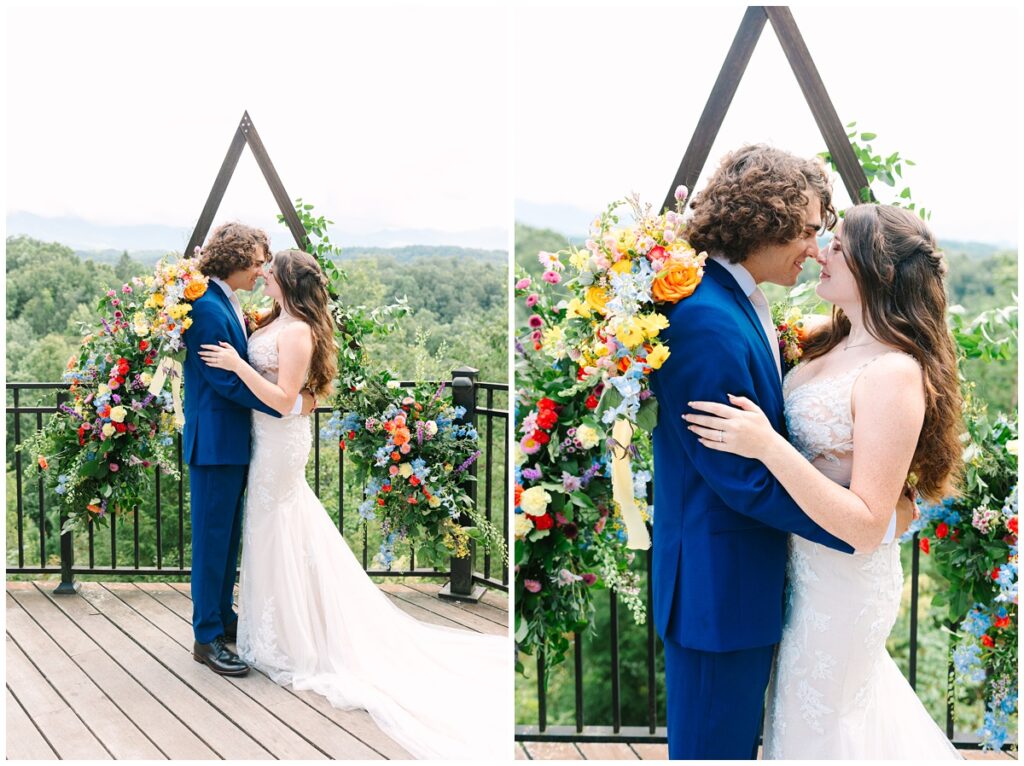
685 204 963 759
198 248 508 760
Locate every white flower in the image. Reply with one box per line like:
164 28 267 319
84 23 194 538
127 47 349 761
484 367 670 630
576 424 600 450
514 514 533 539
519 486 551 517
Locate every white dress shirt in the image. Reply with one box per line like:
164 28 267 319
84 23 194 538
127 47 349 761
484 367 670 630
710 255 895 544
209 278 303 416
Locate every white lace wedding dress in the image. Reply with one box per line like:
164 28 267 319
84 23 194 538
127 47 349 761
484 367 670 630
762 353 961 760
235 314 508 760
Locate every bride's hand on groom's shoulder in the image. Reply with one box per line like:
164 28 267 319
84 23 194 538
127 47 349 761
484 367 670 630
199 341 242 372
683 394 778 459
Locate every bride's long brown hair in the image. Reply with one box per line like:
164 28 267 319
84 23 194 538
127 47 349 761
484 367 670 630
259 249 338 400
802 205 963 501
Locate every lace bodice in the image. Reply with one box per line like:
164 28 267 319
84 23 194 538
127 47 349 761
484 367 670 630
246 313 303 384
782 354 906 485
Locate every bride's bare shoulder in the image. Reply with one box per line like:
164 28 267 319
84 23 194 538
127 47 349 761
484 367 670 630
799 312 831 334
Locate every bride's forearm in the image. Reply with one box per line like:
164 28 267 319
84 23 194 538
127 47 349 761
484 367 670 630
232 361 296 416
759 436 889 552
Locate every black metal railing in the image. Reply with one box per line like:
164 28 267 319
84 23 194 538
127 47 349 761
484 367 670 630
515 527 1013 753
5 368 508 591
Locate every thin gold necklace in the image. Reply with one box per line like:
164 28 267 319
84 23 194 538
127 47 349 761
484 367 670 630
844 335 877 350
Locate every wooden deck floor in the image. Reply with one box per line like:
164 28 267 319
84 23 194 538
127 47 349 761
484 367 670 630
6 579 507 760
514 740 1015 760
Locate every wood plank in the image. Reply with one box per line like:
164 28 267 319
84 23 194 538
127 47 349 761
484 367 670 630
143 583 412 759
105 583 379 760
961 749 1015 760
38 584 271 759
6 686 57 760
514 741 531 759
6 593 163 759
379 583 505 635
13 585 216 759
6 633 111 759
78 583 326 760
524 741 584 759
577 742 639 760
402 582 508 628
630 742 669 760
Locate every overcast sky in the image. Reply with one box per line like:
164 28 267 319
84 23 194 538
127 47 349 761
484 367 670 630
6 4 511 247
514 5 1020 245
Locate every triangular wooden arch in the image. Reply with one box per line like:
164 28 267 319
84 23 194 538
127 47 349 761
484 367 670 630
185 111 308 257
663 6 873 211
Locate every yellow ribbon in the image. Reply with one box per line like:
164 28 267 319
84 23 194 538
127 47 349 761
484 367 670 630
610 418 651 550
148 356 185 428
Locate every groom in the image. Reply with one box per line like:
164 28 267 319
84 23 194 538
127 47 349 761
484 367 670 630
649 145 855 759
184 222 312 676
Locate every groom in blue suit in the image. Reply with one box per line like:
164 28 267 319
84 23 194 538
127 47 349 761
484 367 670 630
184 223 311 676
649 146 854 759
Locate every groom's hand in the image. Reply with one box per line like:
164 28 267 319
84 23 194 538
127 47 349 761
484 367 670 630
300 389 317 415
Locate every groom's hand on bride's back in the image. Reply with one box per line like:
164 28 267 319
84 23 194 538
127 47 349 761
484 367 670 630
300 389 317 415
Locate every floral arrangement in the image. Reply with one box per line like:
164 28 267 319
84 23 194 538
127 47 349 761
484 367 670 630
901 303 1019 750
320 376 506 570
23 255 208 530
514 189 703 671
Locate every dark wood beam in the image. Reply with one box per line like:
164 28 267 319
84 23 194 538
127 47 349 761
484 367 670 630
765 6 873 203
662 6 768 212
184 121 247 257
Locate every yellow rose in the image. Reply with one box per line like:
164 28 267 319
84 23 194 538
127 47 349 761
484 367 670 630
519 486 551 517
646 344 670 370
616 319 644 349
566 298 591 319
652 261 702 303
584 286 609 315
514 514 534 539
399 463 414 478
101 423 116 437
610 258 632 276
109 406 127 423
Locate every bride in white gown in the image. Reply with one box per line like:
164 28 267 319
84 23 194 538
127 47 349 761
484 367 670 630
685 205 963 759
199 248 508 760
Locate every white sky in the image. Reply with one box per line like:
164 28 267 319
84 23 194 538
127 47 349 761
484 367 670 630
514 5 1021 245
5 4 511 241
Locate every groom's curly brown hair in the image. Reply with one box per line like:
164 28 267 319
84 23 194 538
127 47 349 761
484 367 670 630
686 144 837 263
197 222 270 279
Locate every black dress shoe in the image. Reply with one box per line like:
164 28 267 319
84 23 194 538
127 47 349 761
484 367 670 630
193 636 250 676
223 620 238 642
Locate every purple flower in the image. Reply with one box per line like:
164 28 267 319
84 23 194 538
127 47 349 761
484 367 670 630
521 466 542 481
674 184 688 202
561 471 582 493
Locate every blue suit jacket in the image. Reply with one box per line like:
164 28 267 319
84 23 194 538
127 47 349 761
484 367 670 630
648 259 853 652
183 282 279 466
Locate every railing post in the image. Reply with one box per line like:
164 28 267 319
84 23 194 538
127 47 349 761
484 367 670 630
53 391 78 595
439 366 486 603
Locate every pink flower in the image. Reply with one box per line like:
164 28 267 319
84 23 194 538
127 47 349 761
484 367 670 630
524 579 542 593
542 270 561 285
525 293 540 308
530 330 542 341
528 314 543 328
520 435 542 455
674 184 689 202
581 573 597 586
594 516 607 534
515 277 532 291
399 443 411 454
389 465 399 476
106 289 116 297
109 463 119 472
122 284 133 294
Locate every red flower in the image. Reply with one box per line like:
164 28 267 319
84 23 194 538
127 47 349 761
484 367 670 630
935 522 949 539
381 484 391 493
1009 517 1019 535
348 430 356 440
409 476 421 487
994 615 1010 629
533 431 550 445
919 537 930 554
408 496 418 505
536 409 558 429
537 397 557 411
515 484 523 507
378 497 386 506
647 245 665 262
114 422 127 433
533 342 542 351
339 440 346 450
139 340 149 351
982 634 995 648
533 513 554 531
585 394 599 410
991 566 1001 580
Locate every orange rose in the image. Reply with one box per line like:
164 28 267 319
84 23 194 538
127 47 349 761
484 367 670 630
652 261 702 303
392 426 411 446
87 503 102 514
184 280 207 301
38 456 49 470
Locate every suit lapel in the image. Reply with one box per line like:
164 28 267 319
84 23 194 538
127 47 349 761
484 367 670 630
208 282 247 351
705 260 782 395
